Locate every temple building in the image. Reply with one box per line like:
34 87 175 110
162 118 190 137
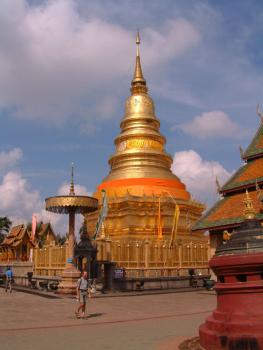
0 223 56 261
86 33 208 273
192 115 263 256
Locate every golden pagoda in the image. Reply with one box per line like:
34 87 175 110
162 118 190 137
86 33 208 273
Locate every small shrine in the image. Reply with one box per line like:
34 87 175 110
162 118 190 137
74 224 97 278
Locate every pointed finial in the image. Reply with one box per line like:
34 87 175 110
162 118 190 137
136 29 140 57
131 30 147 94
243 189 256 219
215 176 221 193
239 146 244 160
256 104 263 124
69 162 75 196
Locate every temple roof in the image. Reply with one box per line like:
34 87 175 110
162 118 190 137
1 225 33 248
243 121 263 160
37 223 56 239
192 189 263 232
192 119 263 232
221 157 263 193
1 223 56 248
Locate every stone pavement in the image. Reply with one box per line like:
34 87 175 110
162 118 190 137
0 288 215 350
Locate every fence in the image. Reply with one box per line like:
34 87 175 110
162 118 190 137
96 238 209 276
0 250 14 262
33 243 67 276
3 237 209 278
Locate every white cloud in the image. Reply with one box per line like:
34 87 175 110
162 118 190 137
57 182 91 196
0 167 89 235
0 148 23 172
0 171 41 224
142 19 201 67
172 150 232 205
0 0 201 127
173 111 250 139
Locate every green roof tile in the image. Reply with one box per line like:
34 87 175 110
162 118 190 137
243 122 263 159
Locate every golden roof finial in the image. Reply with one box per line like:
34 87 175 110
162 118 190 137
243 189 256 219
69 162 75 196
131 30 147 94
136 29 140 57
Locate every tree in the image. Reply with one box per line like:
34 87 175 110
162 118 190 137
0 217 12 244
56 233 68 246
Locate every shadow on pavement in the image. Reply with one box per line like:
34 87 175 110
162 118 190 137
88 313 105 318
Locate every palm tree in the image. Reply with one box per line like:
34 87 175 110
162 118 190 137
0 217 12 244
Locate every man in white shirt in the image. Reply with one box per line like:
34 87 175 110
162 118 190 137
75 271 91 318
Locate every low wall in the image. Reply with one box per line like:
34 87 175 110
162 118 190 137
113 275 210 291
0 261 33 276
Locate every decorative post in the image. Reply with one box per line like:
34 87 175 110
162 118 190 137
144 239 149 269
45 165 98 294
136 242 140 267
105 237 112 261
48 243 52 276
67 209 75 268
178 243 182 269
65 239 69 263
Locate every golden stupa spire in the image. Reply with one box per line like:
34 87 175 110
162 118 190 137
131 30 147 94
243 189 256 219
69 162 75 196
102 30 180 184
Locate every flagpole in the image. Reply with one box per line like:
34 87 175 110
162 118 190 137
93 190 108 240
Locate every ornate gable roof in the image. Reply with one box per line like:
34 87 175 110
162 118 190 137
192 119 263 233
221 157 263 192
243 122 263 160
1 225 24 246
192 189 263 231
37 223 55 239
1 224 33 248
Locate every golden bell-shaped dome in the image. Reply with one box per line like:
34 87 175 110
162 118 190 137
97 32 190 201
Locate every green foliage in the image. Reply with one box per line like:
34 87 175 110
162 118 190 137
55 233 68 246
0 216 12 244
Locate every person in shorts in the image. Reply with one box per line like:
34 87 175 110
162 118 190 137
75 271 91 318
5 267 13 293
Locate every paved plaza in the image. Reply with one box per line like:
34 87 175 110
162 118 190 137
0 289 215 350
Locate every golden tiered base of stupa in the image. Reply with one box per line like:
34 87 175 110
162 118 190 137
86 33 208 271
87 192 204 242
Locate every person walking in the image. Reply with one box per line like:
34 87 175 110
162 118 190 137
75 271 91 318
5 267 13 293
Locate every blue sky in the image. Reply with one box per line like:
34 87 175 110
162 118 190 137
0 0 263 232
